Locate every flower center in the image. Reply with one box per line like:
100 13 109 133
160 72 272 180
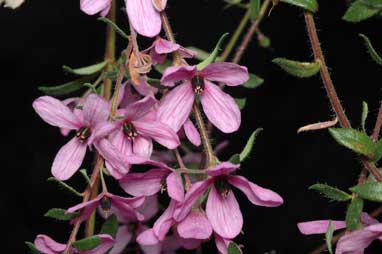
128 222 139 232
76 127 91 142
123 122 138 140
191 75 205 95
215 177 231 198
100 196 112 214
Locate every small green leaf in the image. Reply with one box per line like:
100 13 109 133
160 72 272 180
229 154 241 164
72 236 101 251
25 242 40 254
362 0 382 8
257 32 271 48
146 78 168 89
328 128 376 159
350 182 382 202
243 73 264 89
309 183 352 201
280 0 319 13
98 17 129 39
359 34 382 66
361 101 369 132
250 0 261 20
44 208 78 221
100 215 118 238
47 177 83 197
235 98 247 110
325 221 334 254
228 242 243 254
63 61 107 76
272 58 320 78
79 169 91 185
375 138 382 162
345 197 364 230
187 47 221 61
38 75 97 96
240 128 263 161
196 33 229 70
342 0 380 23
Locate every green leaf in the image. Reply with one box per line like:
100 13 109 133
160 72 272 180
147 78 168 90
350 182 382 202
243 73 264 89
229 154 241 164
375 138 382 162
98 17 129 39
309 183 352 201
257 33 271 48
100 215 118 238
328 128 376 159
240 128 263 161
196 33 229 70
44 208 78 221
63 61 107 76
38 75 97 96
272 58 320 78
250 0 261 20
235 98 247 110
345 197 364 230
361 101 369 132
280 0 319 13
359 34 382 66
72 236 101 251
187 47 220 61
47 177 83 197
325 221 334 254
79 169 91 185
362 0 382 8
342 0 380 23
25 242 40 254
228 242 243 254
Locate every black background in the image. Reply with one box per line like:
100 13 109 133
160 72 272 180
1 0 382 253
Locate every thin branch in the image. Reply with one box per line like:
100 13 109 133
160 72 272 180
371 101 382 142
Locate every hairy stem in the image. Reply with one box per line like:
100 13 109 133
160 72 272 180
371 101 382 142
103 1 116 100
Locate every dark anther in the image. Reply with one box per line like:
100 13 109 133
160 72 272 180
100 196 112 212
215 177 231 198
191 75 205 95
123 122 138 140
128 222 138 232
76 127 91 142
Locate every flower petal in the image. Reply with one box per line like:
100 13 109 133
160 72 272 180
184 119 201 146
132 136 153 158
200 81 241 133
151 0 167 11
177 210 212 240
201 62 249 86
85 234 115 254
335 226 380 254
134 120 180 149
109 194 145 221
125 95 157 121
214 234 231 254
153 200 177 240
157 82 194 132
93 121 119 141
206 185 243 239
138 195 160 222
109 226 132 254
125 0 161 37
207 162 239 177
297 220 346 235
33 96 81 129
83 94 110 127
160 66 196 87
80 0 111 15
34 235 66 254
52 137 87 181
66 195 103 223
166 172 184 202
137 229 160 245
228 175 283 207
154 38 180 54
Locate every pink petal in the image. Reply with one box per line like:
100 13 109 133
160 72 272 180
108 195 145 222
66 195 103 223
177 210 212 240
336 226 380 254
297 220 346 235
135 78 159 96
361 212 379 226
118 82 140 108
207 162 240 177
52 137 87 181
33 96 81 130
137 229 160 245
184 119 201 146
80 0 111 15
110 130 133 157
134 120 180 149
173 179 212 222
153 200 177 240
138 195 160 222
228 175 283 207
157 82 195 132
166 172 184 202
160 66 196 87
141 243 162 254
179 47 198 59
150 48 167 65
109 226 132 254
214 234 231 254
200 81 241 133
200 62 249 86
125 96 157 121
83 94 110 127
93 121 119 141
154 38 180 54
125 0 161 37
34 235 66 254
151 0 167 11
100 2 111 16
119 168 169 196
174 230 201 250
95 139 131 179
206 185 243 239
85 234 115 254
132 136 153 158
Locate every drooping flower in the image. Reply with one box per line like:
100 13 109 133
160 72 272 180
80 0 112 16
0 0 24 9
157 63 249 133
34 234 115 254
173 162 283 239
33 94 127 180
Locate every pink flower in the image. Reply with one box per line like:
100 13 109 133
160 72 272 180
33 94 122 180
80 0 112 17
173 162 283 239
145 37 196 64
157 63 249 133
34 234 115 254
66 192 145 224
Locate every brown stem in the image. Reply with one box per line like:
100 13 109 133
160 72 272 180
174 148 192 190
103 1 116 100
160 12 183 65
371 101 382 142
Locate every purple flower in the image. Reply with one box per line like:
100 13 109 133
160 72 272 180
80 0 112 17
34 234 115 254
157 63 249 133
173 162 283 239
33 94 123 180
